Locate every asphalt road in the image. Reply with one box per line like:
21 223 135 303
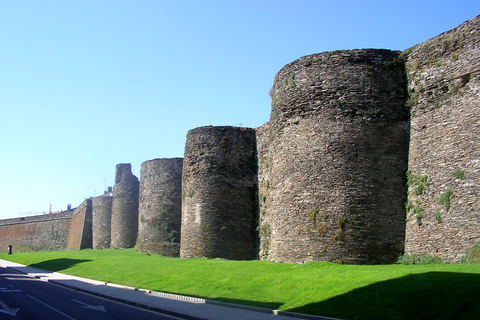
0 267 183 320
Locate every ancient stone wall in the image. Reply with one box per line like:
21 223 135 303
111 163 139 249
92 193 113 249
404 15 480 262
0 211 73 252
137 158 183 256
258 49 409 264
66 199 93 250
255 123 272 259
1 15 479 264
180 126 258 260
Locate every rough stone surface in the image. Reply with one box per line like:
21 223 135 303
258 49 409 264
180 126 258 260
0 16 479 264
92 193 113 249
66 199 93 250
0 211 73 252
111 163 139 249
137 158 183 256
404 15 480 262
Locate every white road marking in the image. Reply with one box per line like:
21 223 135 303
71 299 107 312
27 294 77 320
0 298 19 316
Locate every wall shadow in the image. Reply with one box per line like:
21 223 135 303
152 290 284 311
207 297 283 311
28 258 92 272
287 272 480 320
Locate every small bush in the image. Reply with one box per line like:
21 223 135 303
439 189 453 211
307 207 321 224
336 217 349 230
396 253 444 265
258 193 267 205
453 167 465 179
462 242 480 263
406 170 430 195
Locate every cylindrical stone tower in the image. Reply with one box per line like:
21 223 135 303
180 126 258 260
136 158 183 256
258 49 409 264
111 163 139 249
92 193 113 249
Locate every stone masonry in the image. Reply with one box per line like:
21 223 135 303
111 163 140 249
92 192 113 249
0 211 73 252
66 199 93 250
180 126 258 260
137 158 183 256
0 15 478 264
404 15 480 262
257 49 409 264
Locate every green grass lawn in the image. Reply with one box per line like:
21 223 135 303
1 249 479 320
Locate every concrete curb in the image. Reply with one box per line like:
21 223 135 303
51 279 338 320
46 279 207 320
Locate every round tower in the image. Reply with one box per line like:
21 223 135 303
137 158 183 256
92 193 113 249
111 163 139 249
180 126 257 260
258 49 409 264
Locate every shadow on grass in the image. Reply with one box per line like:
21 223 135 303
208 297 283 310
288 272 480 320
29 258 93 272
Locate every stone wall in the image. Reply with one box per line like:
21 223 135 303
404 15 480 262
258 49 409 264
180 126 258 260
66 199 93 250
137 158 183 256
92 193 113 249
1 15 479 264
111 163 140 249
0 211 73 252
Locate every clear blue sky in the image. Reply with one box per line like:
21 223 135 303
1 1 478 219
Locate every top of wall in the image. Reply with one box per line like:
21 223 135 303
407 15 479 62
405 14 480 113
406 14 480 80
269 49 408 125
0 211 74 227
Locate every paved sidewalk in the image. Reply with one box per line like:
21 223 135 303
0 259 339 320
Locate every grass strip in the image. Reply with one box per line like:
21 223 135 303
0 249 479 320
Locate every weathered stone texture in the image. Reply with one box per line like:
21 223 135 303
258 49 409 264
256 123 272 259
405 15 480 262
111 163 139 249
137 158 183 256
66 199 93 250
1 16 478 265
0 211 73 252
92 193 113 249
180 126 258 260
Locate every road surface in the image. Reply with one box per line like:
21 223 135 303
0 267 183 319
